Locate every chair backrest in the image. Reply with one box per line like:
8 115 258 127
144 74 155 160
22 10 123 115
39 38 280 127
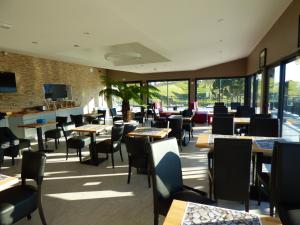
61 122 76 138
0 127 17 142
168 116 183 139
149 138 183 199
230 102 241 110
56 116 68 127
236 106 255 117
181 109 193 117
151 120 169 128
250 118 279 137
110 108 117 117
70 114 83 127
214 102 225 107
21 151 46 185
212 117 234 135
213 106 228 115
125 136 150 159
97 109 106 118
122 124 137 141
213 138 252 201
111 125 124 142
274 142 300 206
214 113 234 118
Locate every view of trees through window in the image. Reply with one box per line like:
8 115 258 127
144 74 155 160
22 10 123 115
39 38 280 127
196 78 245 109
268 66 280 117
148 80 189 110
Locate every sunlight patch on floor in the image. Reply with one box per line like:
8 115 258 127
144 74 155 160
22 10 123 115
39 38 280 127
46 190 134 200
43 173 128 181
83 182 102 186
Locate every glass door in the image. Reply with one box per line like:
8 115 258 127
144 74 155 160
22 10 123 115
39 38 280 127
282 60 300 141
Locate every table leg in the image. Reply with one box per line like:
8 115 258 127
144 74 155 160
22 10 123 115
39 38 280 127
36 127 54 153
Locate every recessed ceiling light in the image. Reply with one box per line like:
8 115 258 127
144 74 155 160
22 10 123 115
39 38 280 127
219 50 223 54
32 41 38 44
73 44 80 47
219 39 223 42
0 24 12 30
83 32 90 35
153 68 157 71
217 18 224 23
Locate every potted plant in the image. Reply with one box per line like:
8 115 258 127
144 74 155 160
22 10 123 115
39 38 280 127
99 75 159 122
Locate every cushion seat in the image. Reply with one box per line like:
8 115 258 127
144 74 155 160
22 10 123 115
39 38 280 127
44 129 61 139
95 139 119 153
0 185 37 225
67 136 91 149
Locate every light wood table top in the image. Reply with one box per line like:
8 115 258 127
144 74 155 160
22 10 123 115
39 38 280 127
234 117 250 125
128 127 171 139
0 174 19 192
196 133 283 154
163 200 281 225
71 124 112 133
83 113 104 117
18 121 57 128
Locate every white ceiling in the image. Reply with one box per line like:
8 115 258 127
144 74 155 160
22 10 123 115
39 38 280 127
0 0 292 74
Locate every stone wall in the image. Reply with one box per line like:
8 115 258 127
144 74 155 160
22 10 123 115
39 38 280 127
0 52 106 112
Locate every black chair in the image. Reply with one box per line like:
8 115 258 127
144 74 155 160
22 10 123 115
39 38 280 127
230 102 241 110
213 106 228 115
168 116 185 151
44 116 68 150
0 127 31 166
236 105 255 117
214 102 225 107
62 122 91 162
133 112 145 125
275 142 300 225
150 120 169 128
208 138 252 211
257 141 280 216
110 108 122 123
214 113 234 118
149 138 211 225
70 114 85 127
125 136 151 187
181 109 194 140
122 124 138 142
97 110 107 124
0 151 47 225
94 125 124 168
212 117 234 135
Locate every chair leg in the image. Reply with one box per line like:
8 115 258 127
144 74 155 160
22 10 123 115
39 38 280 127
154 212 159 225
12 157 15 166
147 171 151 188
106 153 109 159
191 128 194 138
111 152 115 168
188 131 191 141
252 154 255 185
119 146 123 162
127 161 131 184
45 137 48 149
245 197 249 212
209 176 212 200
79 148 82 162
55 138 58 149
38 203 47 225
27 214 31 220
258 181 262 206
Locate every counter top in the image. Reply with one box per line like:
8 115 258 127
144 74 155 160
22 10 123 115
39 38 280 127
6 106 81 117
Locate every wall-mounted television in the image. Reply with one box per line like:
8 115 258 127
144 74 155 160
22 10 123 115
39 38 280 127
44 84 68 100
0 72 17 93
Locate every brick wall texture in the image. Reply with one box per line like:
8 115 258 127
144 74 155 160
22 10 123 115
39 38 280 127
0 52 106 112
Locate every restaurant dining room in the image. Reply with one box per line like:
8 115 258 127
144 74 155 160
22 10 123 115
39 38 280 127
1 0 300 225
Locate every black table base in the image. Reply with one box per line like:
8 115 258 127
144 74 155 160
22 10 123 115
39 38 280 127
81 157 107 166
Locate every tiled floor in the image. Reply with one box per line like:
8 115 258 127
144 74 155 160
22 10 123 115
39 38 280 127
1 121 271 225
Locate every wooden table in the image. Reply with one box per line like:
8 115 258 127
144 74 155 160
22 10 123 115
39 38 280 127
71 124 112 166
18 121 57 152
0 174 18 192
128 127 171 139
196 133 283 154
163 200 282 225
114 120 139 126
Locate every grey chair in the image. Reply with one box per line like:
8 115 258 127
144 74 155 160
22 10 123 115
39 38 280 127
44 116 68 150
208 138 252 211
149 138 211 225
168 116 185 151
0 151 47 225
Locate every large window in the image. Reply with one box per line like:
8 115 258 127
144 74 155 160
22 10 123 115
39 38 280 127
254 73 262 113
148 80 189 111
268 66 280 117
282 60 300 141
196 77 245 109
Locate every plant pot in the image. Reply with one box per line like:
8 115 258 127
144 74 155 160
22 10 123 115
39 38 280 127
122 110 132 122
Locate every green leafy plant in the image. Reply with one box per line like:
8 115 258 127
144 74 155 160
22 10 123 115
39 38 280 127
99 75 159 121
